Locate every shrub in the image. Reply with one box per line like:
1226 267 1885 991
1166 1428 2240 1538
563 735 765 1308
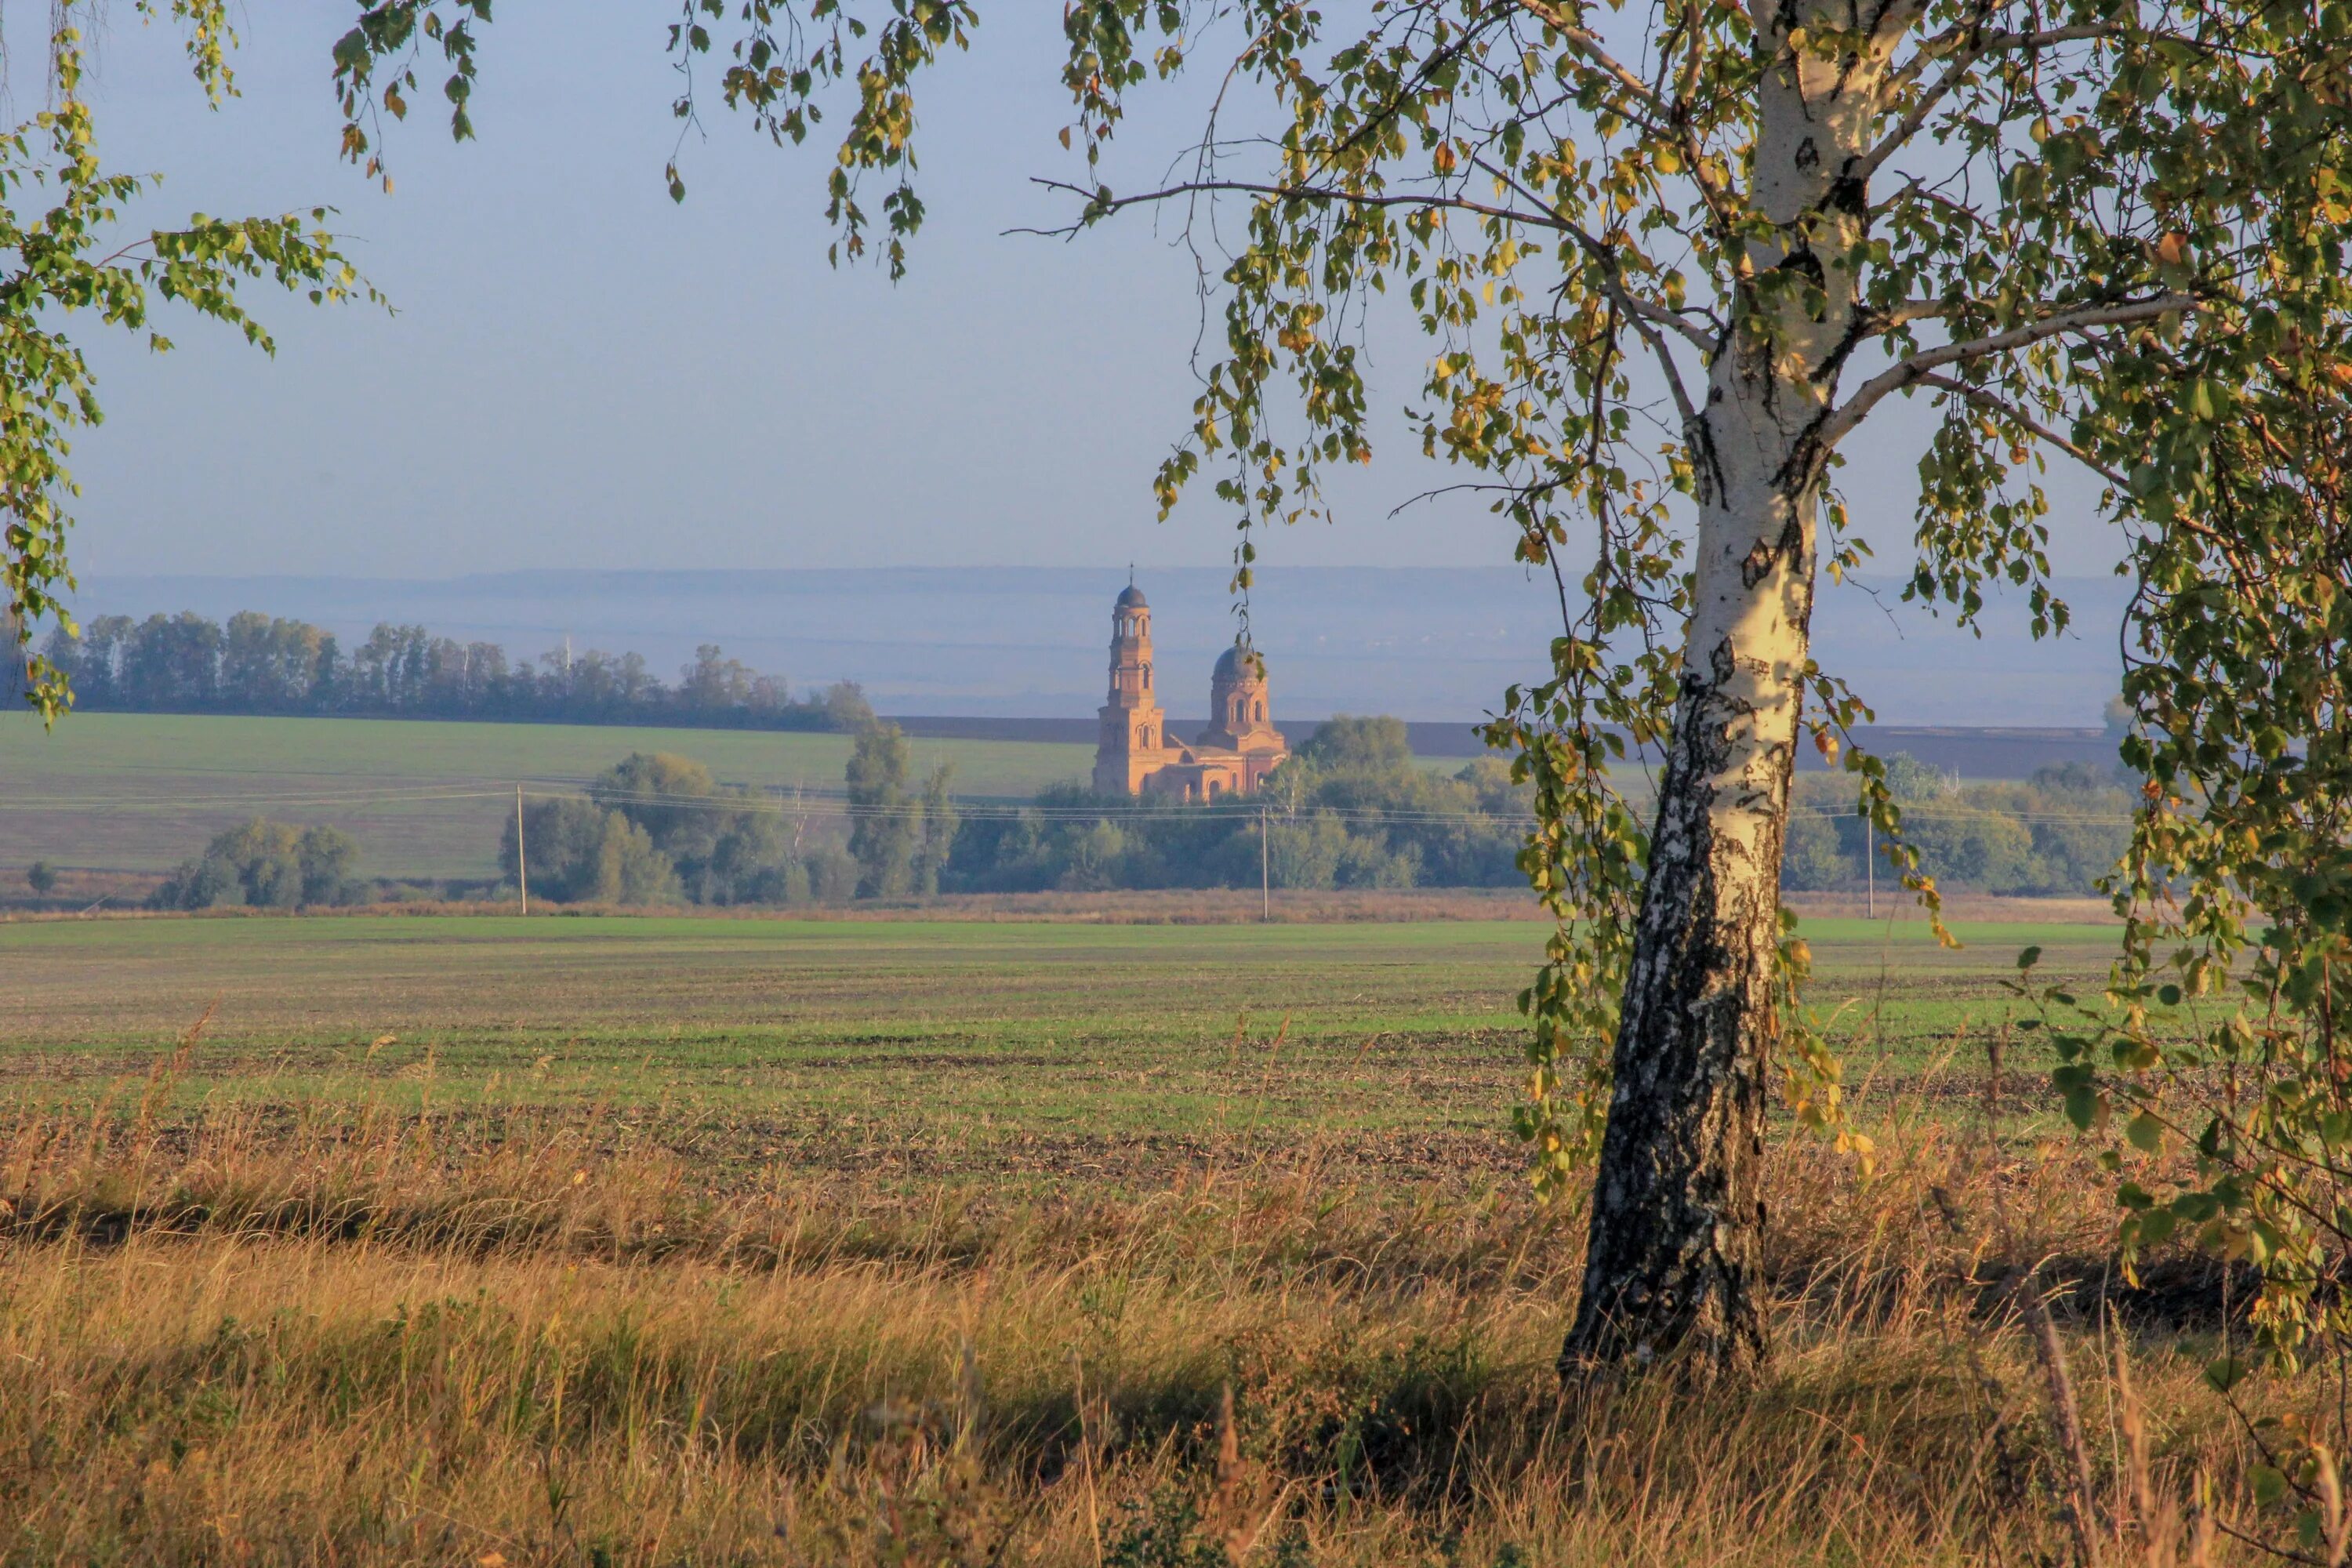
151 819 367 911
502 797 681 906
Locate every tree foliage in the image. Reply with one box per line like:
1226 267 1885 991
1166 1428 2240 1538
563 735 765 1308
945 742 1530 894
502 795 683 906
46 608 871 731
499 751 826 906
152 818 365 910
1 2 375 720
2033 394 2351 1367
1780 759 2135 895
846 721 956 898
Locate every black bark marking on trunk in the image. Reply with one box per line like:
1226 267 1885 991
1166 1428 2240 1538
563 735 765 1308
1773 419 1837 496
1563 508 1820 1381
1560 663 1780 1377
1688 410 1730 507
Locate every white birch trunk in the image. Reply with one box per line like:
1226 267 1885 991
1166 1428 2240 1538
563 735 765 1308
1562 2 1904 1374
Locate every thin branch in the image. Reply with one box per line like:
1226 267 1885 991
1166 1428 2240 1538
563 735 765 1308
1621 294 1703 430
1014 175 1570 239
1819 294 2198 447
1909 18 2127 67
1850 23 2127 189
1876 299 1956 328
1915 371 2128 487
1875 181 2002 232
1512 0 1673 118
1470 154 1715 353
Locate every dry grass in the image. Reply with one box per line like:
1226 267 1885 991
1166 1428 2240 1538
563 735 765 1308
0 1055 2313 1568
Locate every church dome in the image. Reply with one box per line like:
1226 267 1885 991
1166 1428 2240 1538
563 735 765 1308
1213 642 1265 683
1116 584 1149 609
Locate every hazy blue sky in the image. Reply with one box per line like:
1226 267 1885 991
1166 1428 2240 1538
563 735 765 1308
61 7 2131 587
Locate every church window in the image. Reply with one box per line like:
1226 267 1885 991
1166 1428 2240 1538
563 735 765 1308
1254 699 1265 721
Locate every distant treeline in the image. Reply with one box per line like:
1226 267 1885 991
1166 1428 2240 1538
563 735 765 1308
1783 756 2134 897
502 740 956 908
42 612 874 731
495 718 1526 907
945 717 1533 893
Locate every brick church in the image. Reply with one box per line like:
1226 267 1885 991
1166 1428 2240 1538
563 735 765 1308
1091 581 1289 800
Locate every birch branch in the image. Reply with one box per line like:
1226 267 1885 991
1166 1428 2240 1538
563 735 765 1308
1818 293 2198 446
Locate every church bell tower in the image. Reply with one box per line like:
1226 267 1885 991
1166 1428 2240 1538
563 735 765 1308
1093 580 1168 795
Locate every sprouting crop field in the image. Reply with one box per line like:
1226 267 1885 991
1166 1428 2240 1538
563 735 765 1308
0 711 1095 879
0 911 2114 1180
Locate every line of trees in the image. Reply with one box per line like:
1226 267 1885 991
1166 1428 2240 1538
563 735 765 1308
944 717 1531 894
1781 757 2135 898
490 724 2136 908
505 752 833 906
499 731 959 908
43 611 875 731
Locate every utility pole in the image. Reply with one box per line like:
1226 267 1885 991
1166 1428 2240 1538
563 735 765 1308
1260 804 1270 922
516 784 528 915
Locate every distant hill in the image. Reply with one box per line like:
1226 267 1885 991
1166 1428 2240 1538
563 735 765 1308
70 565 2129 729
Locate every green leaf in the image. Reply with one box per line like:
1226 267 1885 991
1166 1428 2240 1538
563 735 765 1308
2172 1190 2224 1222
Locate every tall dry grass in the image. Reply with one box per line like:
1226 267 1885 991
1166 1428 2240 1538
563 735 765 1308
0 1062 2308 1565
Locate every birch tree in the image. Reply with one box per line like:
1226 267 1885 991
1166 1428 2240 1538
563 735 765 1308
512 0 2336 1376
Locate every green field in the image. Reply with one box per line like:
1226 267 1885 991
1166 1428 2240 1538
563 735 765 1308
0 711 1094 880
0 911 2112 1181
